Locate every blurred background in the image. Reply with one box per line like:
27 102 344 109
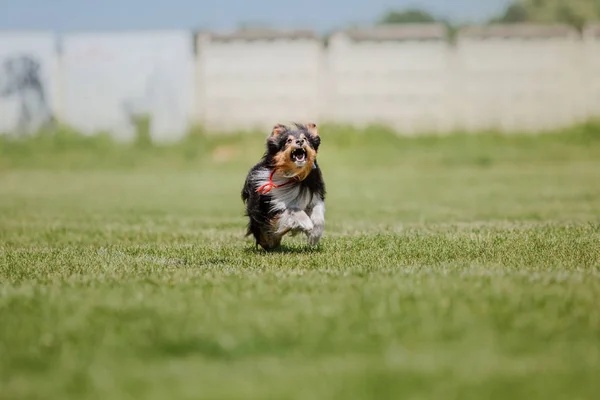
0 0 599 142
2 5 600 399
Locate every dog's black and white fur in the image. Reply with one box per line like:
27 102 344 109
241 122 326 251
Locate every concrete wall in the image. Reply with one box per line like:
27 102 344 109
454 25 586 132
325 25 455 134
583 25 600 121
0 24 599 138
61 31 195 141
196 30 324 132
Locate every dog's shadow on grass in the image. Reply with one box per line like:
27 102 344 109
244 244 324 255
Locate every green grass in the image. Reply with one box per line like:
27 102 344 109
1 123 600 399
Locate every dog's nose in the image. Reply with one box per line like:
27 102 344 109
296 139 305 146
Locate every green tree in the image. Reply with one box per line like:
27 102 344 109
526 0 599 30
377 9 437 24
493 0 600 30
491 3 530 23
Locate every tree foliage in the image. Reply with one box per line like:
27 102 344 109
491 3 530 23
493 0 600 30
377 9 437 24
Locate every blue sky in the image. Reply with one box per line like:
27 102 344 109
0 0 513 32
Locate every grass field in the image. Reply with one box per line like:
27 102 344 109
1 124 600 399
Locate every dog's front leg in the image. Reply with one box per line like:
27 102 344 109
276 208 314 236
306 199 325 246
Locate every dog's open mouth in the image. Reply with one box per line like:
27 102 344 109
291 148 307 163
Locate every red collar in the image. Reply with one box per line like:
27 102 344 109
256 170 293 195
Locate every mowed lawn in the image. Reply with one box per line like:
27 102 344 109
1 126 600 399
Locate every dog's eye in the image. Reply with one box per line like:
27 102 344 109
286 138 293 144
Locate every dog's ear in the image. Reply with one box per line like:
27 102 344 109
267 124 286 154
270 124 286 137
305 123 319 137
305 123 321 151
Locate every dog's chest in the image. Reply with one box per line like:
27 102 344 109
254 169 313 212
268 184 313 212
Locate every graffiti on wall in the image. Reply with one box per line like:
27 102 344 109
0 54 53 133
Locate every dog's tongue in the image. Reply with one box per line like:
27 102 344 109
296 153 305 162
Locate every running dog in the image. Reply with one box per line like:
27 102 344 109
241 123 326 251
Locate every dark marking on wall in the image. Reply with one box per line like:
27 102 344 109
0 54 54 133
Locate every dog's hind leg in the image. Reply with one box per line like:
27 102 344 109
247 217 284 251
259 232 283 251
254 227 283 251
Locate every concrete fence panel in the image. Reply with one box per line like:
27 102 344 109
197 29 324 132
325 24 454 134
61 30 195 141
455 24 584 132
583 25 600 120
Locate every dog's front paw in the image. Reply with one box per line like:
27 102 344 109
305 200 325 246
276 209 313 235
307 223 323 246
295 211 314 233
